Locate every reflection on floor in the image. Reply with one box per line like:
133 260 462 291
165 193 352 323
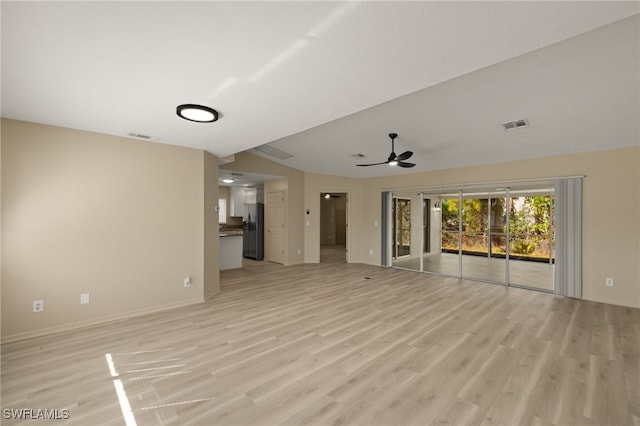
221 245 347 287
393 252 554 290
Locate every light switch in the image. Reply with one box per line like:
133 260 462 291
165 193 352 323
80 293 90 304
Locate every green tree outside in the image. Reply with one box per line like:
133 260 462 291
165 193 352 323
441 195 553 260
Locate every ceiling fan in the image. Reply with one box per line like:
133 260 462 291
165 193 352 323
356 133 415 168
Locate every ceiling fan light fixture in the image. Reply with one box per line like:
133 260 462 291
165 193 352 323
356 132 416 168
177 104 219 123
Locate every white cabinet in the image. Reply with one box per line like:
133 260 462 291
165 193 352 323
230 187 244 217
244 188 257 204
219 235 243 270
230 187 258 216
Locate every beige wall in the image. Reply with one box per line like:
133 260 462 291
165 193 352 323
221 152 305 265
1 119 219 342
0 120 3 338
356 147 640 309
203 152 220 300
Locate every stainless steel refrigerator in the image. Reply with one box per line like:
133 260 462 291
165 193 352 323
242 203 264 260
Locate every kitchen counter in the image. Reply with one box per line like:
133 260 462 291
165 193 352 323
219 230 243 237
219 226 243 238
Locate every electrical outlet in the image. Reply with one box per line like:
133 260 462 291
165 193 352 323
605 277 614 287
81 293 90 304
33 300 43 313
369 249 374 256
184 277 191 288
297 249 302 255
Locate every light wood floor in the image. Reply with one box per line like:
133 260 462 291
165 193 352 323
2 255 639 425
320 244 347 264
394 253 554 291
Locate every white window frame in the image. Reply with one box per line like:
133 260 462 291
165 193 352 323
218 198 227 224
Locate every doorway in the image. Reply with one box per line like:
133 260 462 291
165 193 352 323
320 192 348 263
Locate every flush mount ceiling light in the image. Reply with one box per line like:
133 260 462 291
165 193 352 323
222 178 234 184
176 104 219 123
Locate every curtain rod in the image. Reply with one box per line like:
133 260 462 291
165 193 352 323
380 175 585 193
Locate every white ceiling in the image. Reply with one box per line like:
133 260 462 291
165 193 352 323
2 1 639 179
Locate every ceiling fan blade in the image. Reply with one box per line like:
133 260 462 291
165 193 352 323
397 161 416 168
356 161 388 167
396 150 413 161
355 132 417 169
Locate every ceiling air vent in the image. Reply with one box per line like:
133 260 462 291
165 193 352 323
502 118 530 131
250 144 293 160
127 132 157 140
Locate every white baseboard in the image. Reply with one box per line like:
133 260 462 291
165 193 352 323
1 297 205 344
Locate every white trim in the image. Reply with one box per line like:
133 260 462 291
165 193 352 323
381 175 585 193
1 298 205 344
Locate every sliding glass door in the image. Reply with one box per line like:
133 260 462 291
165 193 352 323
386 184 557 292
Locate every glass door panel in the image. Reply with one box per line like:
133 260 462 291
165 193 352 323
395 198 411 257
508 191 555 290
393 196 421 271
421 195 444 275
461 194 506 284
430 197 460 276
423 199 431 254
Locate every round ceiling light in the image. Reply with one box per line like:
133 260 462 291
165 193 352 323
176 104 219 123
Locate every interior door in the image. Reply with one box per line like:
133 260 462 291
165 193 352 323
267 192 285 264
